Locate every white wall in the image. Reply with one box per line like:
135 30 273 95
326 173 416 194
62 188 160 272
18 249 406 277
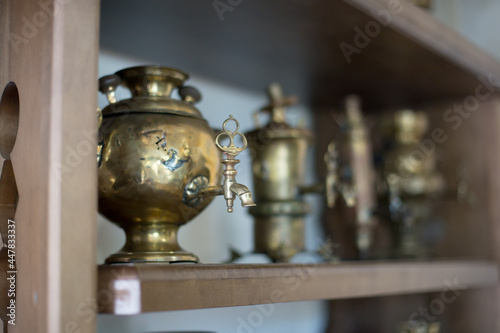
96 49 328 333
432 0 500 61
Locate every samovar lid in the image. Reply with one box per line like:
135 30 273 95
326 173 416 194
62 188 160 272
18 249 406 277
116 66 189 89
100 66 205 119
245 83 314 142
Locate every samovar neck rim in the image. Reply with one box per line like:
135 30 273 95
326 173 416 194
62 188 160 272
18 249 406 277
115 66 188 84
101 96 204 120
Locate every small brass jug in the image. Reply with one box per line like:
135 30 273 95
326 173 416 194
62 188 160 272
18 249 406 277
98 66 254 264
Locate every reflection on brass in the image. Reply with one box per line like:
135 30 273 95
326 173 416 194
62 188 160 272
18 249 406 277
408 0 432 9
397 321 440 333
336 95 378 259
245 83 354 262
379 110 444 258
98 66 254 264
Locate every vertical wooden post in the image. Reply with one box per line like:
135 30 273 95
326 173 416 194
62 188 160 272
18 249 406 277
0 0 100 332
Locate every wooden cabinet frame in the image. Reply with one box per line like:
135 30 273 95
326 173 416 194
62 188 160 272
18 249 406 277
2 0 500 332
1 1 99 332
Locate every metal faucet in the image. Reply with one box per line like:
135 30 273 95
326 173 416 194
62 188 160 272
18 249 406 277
192 115 256 212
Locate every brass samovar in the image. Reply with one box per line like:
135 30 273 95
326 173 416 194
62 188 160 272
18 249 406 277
379 110 444 258
97 66 255 264
245 84 354 262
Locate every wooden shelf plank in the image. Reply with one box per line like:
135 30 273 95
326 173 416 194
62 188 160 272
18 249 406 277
347 0 500 86
100 0 500 109
98 261 498 315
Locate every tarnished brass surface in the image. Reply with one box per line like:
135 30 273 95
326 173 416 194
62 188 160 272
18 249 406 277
99 114 221 228
98 66 254 264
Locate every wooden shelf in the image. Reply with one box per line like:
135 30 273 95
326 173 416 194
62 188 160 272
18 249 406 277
97 261 498 315
94 1 500 330
100 0 500 109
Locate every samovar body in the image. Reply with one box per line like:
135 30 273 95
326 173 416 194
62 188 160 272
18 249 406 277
98 66 223 263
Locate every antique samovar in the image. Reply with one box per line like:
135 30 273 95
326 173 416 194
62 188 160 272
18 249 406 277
335 95 378 259
379 110 444 258
244 83 355 262
97 66 255 264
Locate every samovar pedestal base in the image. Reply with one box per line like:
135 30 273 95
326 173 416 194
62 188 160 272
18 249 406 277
105 251 199 264
104 222 199 264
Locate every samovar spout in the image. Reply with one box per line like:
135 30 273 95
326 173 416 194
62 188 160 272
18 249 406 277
229 183 256 207
198 182 256 211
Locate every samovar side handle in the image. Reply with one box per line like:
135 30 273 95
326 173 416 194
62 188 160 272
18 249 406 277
98 74 121 104
96 74 122 164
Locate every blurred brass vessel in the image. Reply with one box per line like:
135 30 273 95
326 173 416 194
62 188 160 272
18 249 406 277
98 66 254 264
380 110 444 258
408 0 432 9
397 321 440 333
245 84 354 262
336 96 378 259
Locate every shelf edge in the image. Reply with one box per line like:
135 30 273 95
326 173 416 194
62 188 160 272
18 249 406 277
97 261 498 315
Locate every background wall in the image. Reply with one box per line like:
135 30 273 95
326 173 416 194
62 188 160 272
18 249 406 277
432 0 500 61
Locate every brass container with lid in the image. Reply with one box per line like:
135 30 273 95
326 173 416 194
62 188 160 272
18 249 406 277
245 84 355 262
98 66 255 264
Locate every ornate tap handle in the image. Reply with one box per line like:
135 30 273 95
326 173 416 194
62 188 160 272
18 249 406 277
215 115 255 213
324 141 356 208
215 115 248 158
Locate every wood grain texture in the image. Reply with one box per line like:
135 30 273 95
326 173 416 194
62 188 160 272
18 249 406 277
97 261 497 315
0 0 100 332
